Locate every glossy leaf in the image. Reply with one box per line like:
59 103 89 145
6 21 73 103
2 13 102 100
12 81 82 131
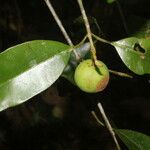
115 129 150 150
111 37 150 75
0 40 70 111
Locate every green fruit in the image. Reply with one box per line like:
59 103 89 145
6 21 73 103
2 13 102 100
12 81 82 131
74 59 109 93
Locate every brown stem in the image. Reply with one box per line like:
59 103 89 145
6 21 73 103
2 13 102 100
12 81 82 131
91 111 104 126
97 103 121 150
44 0 81 59
109 69 133 78
77 0 97 62
92 33 111 44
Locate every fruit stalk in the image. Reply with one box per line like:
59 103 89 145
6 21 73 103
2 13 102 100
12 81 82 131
77 0 97 63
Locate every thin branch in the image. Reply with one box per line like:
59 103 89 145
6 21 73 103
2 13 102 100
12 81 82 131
116 0 129 35
92 33 111 44
44 0 81 59
74 34 88 48
97 103 121 150
77 0 97 62
44 0 73 47
109 69 133 78
92 17 102 36
91 111 104 126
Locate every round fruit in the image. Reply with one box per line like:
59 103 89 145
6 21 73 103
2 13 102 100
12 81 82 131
74 59 109 93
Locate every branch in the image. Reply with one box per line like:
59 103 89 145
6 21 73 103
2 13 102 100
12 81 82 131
116 0 129 34
91 111 105 126
77 0 97 62
44 0 73 47
97 103 121 150
109 69 133 78
92 33 111 44
44 0 81 59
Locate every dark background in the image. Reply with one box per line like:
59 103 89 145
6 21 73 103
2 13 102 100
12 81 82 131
0 0 150 149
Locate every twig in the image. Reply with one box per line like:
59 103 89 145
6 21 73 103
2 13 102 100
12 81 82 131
116 0 129 35
77 0 97 62
92 17 102 36
92 33 111 44
109 69 133 78
44 0 73 47
97 103 121 150
75 34 88 48
91 111 104 126
44 0 81 59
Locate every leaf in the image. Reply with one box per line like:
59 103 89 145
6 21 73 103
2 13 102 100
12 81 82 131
102 0 116 4
104 0 116 4
115 129 150 150
0 40 70 111
62 42 90 84
69 42 90 67
62 65 75 84
111 37 150 75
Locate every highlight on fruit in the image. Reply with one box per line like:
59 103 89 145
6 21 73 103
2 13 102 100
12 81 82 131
74 59 109 93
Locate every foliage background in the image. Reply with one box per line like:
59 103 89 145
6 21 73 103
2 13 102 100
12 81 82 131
0 0 150 149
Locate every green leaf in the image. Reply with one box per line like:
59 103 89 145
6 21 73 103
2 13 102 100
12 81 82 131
104 0 116 4
111 37 150 75
0 40 70 111
115 129 150 150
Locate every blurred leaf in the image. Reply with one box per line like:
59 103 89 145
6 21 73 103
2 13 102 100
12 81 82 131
0 40 70 111
111 37 150 75
62 42 90 84
62 65 75 84
115 129 150 150
107 0 116 4
69 42 90 67
104 0 116 4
